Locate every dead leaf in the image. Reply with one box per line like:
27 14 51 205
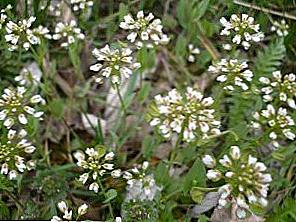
188 192 220 218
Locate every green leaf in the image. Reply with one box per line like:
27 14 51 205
198 215 210 222
0 199 10 220
137 82 151 104
190 188 205 204
47 98 65 119
175 35 187 58
183 158 206 193
95 145 107 158
0 174 13 192
194 0 210 21
103 189 117 203
141 135 155 159
254 38 286 79
267 198 296 222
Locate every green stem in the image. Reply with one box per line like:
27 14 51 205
115 83 127 116
168 129 184 170
4 191 24 213
97 178 114 219
191 186 219 192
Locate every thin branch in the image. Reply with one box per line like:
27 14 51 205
233 0 296 20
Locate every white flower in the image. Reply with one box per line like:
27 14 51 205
0 5 12 29
0 129 36 179
230 146 240 160
120 11 169 48
15 63 42 86
252 105 295 143
203 146 271 211
90 44 141 85
51 216 62 222
149 87 220 142
74 147 122 193
202 155 216 168
105 152 115 160
53 200 88 221
125 174 161 202
5 16 49 51
208 59 253 91
111 169 121 178
70 0 93 12
220 14 264 50
77 203 88 216
115 217 122 222
0 87 45 129
53 20 85 48
259 71 296 109
57 201 68 213
187 44 200 62
206 170 222 182
42 1 62 17
271 19 289 37
89 182 99 193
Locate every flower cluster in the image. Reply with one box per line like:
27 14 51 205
0 129 36 180
70 0 93 12
15 66 42 86
203 146 272 218
4 16 48 51
90 44 141 85
52 20 85 48
40 0 62 17
252 105 295 147
123 161 161 202
271 19 289 37
0 87 45 129
51 201 88 222
119 10 169 48
149 87 221 142
0 4 12 29
259 71 296 109
208 59 253 91
74 146 121 193
187 44 200 63
220 14 264 50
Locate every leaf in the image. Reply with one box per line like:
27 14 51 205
103 189 117 203
94 145 107 158
0 174 13 192
267 198 296 222
175 35 187 58
190 188 205 204
254 38 286 79
183 158 206 193
177 0 210 30
47 98 65 119
188 192 219 217
0 199 10 220
141 135 155 159
137 82 151 104
194 0 210 21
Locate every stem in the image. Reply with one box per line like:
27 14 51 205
97 178 114 218
44 138 51 166
233 0 296 21
168 129 184 170
4 191 24 213
115 83 127 116
191 186 219 192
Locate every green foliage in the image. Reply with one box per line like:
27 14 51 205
183 158 206 193
254 38 286 79
0 0 295 221
267 198 296 222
